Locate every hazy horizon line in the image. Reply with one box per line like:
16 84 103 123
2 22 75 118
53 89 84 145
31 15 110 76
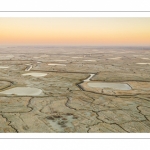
1 44 150 47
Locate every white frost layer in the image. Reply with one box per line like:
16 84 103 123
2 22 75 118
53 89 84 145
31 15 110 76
0 87 43 96
22 72 47 77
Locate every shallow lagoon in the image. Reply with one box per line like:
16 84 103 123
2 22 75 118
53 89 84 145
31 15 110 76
0 87 43 96
83 60 96 61
141 58 149 60
52 60 67 61
22 72 47 77
0 66 9 69
72 57 83 58
48 63 66 66
136 63 150 65
108 57 122 60
88 82 131 90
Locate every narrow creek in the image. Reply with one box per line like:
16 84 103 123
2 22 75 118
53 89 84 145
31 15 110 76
83 74 96 82
77 73 96 90
25 64 33 71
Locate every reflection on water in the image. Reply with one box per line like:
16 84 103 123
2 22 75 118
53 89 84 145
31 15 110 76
84 74 95 82
22 72 47 77
136 63 150 65
83 60 96 61
108 57 122 60
48 63 66 66
0 66 9 69
0 87 43 96
52 60 67 61
88 82 131 90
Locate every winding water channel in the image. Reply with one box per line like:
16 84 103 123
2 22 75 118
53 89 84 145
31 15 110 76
25 64 33 71
83 74 96 82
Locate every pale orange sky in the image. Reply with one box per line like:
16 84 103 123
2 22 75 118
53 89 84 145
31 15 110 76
0 18 150 45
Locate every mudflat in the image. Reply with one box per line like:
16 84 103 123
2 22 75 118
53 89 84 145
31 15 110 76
0 46 150 133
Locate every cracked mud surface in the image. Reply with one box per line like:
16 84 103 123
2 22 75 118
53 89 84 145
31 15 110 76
1 46 150 132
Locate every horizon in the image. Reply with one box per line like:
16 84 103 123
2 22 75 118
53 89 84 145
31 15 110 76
1 44 150 47
0 18 150 46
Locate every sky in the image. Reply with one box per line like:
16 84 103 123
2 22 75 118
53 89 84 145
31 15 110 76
0 18 150 46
